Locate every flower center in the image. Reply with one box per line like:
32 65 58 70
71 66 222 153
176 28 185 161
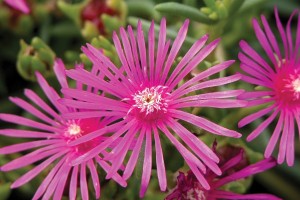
185 188 206 200
67 124 82 136
274 68 300 105
132 86 168 115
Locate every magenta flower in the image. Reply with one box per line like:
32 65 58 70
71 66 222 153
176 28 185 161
165 154 280 200
238 8 300 166
4 0 30 14
0 59 126 200
61 18 246 197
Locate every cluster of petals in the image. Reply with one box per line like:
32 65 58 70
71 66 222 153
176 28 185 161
238 8 300 166
61 18 247 196
4 0 30 14
0 60 126 200
165 149 280 200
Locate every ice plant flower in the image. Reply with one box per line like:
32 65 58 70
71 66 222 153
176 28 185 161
165 156 280 200
4 0 30 14
0 59 126 200
238 8 300 166
61 18 246 197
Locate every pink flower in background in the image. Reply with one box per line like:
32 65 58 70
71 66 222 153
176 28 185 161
0 59 126 200
61 18 246 197
4 0 30 14
166 151 280 200
238 8 300 166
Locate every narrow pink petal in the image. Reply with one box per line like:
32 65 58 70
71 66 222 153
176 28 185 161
265 112 284 158
213 157 276 188
286 113 295 166
160 19 189 84
167 118 219 163
167 118 221 175
252 18 278 66
241 74 273 88
127 25 143 82
261 15 282 62
41 162 70 200
153 125 167 191
53 164 71 200
220 149 243 172
174 74 241 98
169 109 241 138
274 7 288 59
174 90 244 104
24 89 62 121
36 72 69 114
278 113 290 164
168 38 221 90
106 125 139 179
87 160 100 199
2 145 65 172
239 52 274 77
0 114 62 133
11 150 67 188
136 20 148 82
245 98 275 107
295 13 300 60
186 161 210 190
157 122 206 173
0 129 58 138
173 99 247 109
0 139 62 155
238 91 274 100
155 18 167 82
123 127 146 180
172 60 235 99
238 105 275 127
240 63 273 85
71 120 135 165
69 120 127 146
286 11 297 61
96 157 127 187
69 165 79 200
166 35 209 87
211 190 281 200
247 109 279 141
80 163 89 200
139 126 152 197
4 0 30 13
113 31 138 85
53 59 68 89
9 97 57 125
148 20 155 84
32 157 67 200
239 40 274 74
62 110 124 120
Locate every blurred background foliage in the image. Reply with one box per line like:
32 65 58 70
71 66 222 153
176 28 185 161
0 0 300 199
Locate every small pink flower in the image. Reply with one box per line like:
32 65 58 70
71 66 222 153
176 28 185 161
238 8 300 166
0 59 126 200
61 18 246 197
4 0 30 14
166 150 280 200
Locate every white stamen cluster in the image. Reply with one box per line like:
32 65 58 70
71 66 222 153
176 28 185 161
66 123 82 138
284 73 300 100
132 86 168 115
185 188 206 200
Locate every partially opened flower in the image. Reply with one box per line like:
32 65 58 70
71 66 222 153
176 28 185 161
61 18 246 197
4 0 30 14
238 8 300 166
0 59 126 200
165 154 279 200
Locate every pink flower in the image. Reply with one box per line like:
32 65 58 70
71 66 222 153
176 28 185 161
0 59 126 200
61 18 246 197
4 0 30 14
166 151 280 200
238 8 300 166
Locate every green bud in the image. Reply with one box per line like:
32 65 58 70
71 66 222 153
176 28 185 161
57 0 86 27
216 1 228 19
17 37 56 81
208 12 219 20
102 14 124 36
81 21 99 41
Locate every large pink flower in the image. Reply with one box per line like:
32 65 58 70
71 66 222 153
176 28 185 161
238 8 300 166
4 0 30 14
165 153 279 200
61 18 246 197
0 59 126 200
